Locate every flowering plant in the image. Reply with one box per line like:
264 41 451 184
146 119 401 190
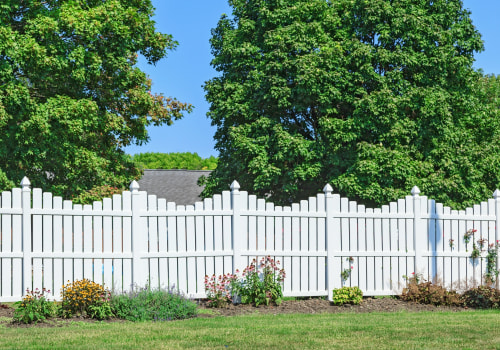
13 287 56 324
463 229 476 246
230 256 286 306
204 273 235 307
449 239 455 249
484 241 499 284
59 279 113 319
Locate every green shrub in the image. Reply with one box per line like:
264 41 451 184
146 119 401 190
462 286 500 309
111 285 197 321
13 288 56 324
332 287 363 306
59 279 113 320
401 276 462 307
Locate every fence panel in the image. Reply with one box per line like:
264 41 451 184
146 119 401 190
1 179 499 302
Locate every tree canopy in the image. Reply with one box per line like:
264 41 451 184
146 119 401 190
132 152 218 170
0 0 191 198
202 0 500 209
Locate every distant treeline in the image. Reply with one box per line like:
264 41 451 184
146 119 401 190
131 152 218 170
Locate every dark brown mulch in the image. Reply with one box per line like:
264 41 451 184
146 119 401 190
196 297 472 317
0 298 472 328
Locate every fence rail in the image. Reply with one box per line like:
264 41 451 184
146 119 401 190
0 177 498 302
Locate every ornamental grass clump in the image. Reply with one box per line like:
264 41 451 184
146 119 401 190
110 285 197 322
13 288 56 324
59 279 113 320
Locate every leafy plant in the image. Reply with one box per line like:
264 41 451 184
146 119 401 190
341 268 352 281
230 256 286 306
470 243 481 260
401 277 462 307
463 229 476 247
59 279 113 319
484 241 499 284
204 273 236 307
110 285 197 322
331 287 363 306
13 288 56 324
462 286 500 309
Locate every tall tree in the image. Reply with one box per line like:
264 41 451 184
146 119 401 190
203 0 500 208
0 0 191 198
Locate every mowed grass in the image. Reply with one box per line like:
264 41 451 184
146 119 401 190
1 310 499 350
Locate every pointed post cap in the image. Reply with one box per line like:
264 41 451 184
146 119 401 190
20 177 31 190
230 180 240 192
323 184 333 195
411 186 420 196
129 180 140 193
493 189 500 199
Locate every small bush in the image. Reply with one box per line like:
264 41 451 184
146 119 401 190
332 287 363 305
110 285 197 322
462 286 500 309
13 288 56 324
401 276 462 307
59 279 113 319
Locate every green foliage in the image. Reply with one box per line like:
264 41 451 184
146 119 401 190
132 152 218 170
72 185 124 205
110 285 197 321
484 242 499 284
0 0 191 199
230 256 286 306
331 287 363 306
203 0 500 209
462 286 500 309
401 276 462 307
13 288 56 324
59 279 113 320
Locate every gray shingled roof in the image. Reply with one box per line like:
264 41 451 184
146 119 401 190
137 169 212 205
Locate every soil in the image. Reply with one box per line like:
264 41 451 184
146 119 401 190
0 298 472 328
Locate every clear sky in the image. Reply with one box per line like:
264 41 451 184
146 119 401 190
124 0 500 159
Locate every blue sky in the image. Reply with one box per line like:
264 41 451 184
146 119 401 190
124 0 500 159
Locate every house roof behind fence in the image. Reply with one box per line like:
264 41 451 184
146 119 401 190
137 169 212 205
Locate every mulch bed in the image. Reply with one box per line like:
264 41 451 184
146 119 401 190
0 298 472 328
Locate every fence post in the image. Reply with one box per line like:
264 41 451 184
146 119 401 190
412 186 425 275
130 180 148 290
21 177 32 294
324 184 335 301
493 189 500 289
231 180 245 274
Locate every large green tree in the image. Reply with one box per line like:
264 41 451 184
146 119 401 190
0 0 191 198
203 0 500 208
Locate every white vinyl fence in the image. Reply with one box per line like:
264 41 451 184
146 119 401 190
0 177 498 302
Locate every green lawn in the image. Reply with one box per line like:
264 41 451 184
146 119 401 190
1 310 499 349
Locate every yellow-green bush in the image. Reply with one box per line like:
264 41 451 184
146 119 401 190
59 279 113 319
